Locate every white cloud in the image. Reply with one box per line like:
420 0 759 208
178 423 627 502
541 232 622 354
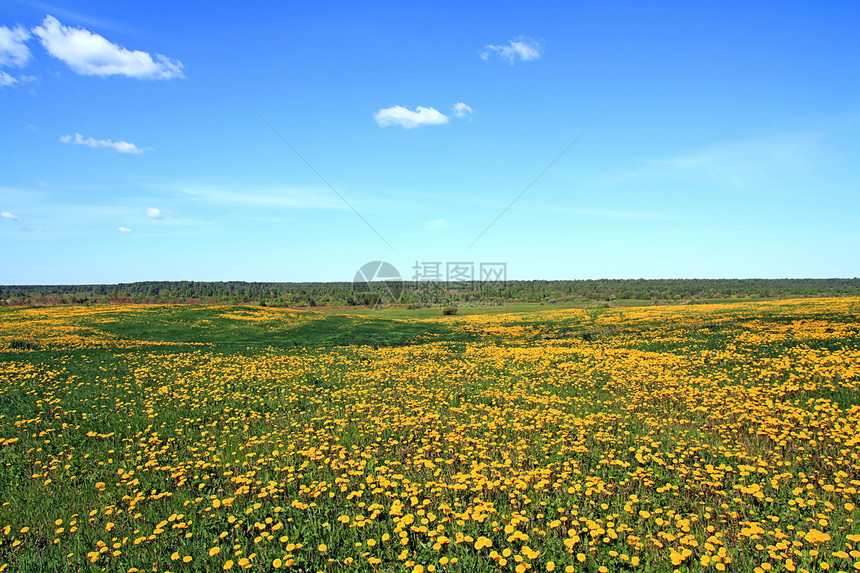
0 26 33 88
0 71 18 87
0 25 31 68
481 38 541 64
117 226 131 233
1 211 22 221
425 218 448 230
32 15 184 79
374 105 449 129
145 207 163 219
452 102 472 118
60 132 151 154
0 71 36 88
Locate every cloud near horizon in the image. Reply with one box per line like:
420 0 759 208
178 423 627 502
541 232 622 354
60 132 150 154
32 15 184 79
481 38 541 64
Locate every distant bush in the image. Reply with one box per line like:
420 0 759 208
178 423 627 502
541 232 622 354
441 306 458 316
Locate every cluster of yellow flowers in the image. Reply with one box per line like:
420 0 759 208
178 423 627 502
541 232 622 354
0 298 858 572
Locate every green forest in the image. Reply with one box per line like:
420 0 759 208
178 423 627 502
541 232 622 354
2 278 858 308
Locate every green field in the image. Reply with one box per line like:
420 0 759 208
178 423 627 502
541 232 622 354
1 299 859 572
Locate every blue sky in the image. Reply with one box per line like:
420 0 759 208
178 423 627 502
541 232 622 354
1 1 858 284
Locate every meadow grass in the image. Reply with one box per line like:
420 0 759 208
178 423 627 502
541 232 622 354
0 299 858 572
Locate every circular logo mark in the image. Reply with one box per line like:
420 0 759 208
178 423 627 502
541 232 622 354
352 261 403 308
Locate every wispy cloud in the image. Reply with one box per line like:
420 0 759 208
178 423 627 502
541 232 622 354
561 207 682 222
17 1 137 36
172 183 348 210
60 132 151 154
452 102 472 119
32 15 183 79
0 25 31 67
0 71 36 87
0 71 20 87
374 105 449 129
425 218 448 230
117 226 131 233
0 24 34 87
598 132 824 189
0 185 207 241
1 211 22 221
145 207 163 219
481 37 541 64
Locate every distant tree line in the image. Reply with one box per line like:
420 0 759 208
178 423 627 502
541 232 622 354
1 278 859 308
